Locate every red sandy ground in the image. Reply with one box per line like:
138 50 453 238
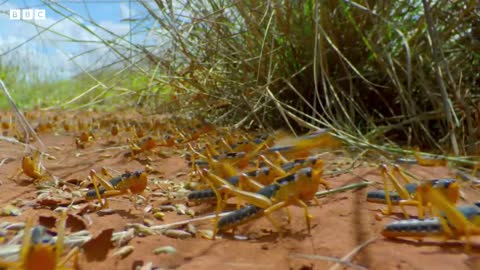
1 111 480 270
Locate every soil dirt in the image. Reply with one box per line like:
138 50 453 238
1 110 480 270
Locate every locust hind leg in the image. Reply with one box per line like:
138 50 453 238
55 210 68 261
284 207 292 224
294 199 313 234
20 217 34 263
274 151 290 165
379 166 394 216
238 174 264 193
125 188 138 209
88 169 115 208
378 165 411 218
200 169 224 239
58 247 80 269
263 201 289 234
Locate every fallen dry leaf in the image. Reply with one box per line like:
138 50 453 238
66 214 87 232
36 197 67 207
83 228 114 262
38 215 57 229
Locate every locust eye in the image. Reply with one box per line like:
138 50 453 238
443 179 456 188
299 167 312 178
31 226 51 244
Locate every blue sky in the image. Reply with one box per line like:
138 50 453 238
0 0 158 80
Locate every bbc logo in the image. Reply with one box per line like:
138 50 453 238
9 9 46 20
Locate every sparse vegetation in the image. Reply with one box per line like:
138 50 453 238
2 0 479 155
1 2 480 269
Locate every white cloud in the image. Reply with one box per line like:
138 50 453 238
0 1 171 82
0 13 132 80
97 20 131 37
120 3 138 20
